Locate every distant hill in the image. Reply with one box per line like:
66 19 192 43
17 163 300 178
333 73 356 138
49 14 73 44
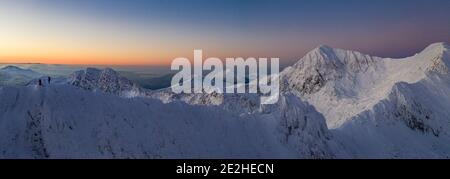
0 66 42 86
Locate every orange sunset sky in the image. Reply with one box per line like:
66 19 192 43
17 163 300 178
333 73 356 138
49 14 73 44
1 1 449 66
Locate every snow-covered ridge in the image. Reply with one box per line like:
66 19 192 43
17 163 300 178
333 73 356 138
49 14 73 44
1 42 450 158
282 42 450 128
276 42 450 158
60 43 450 131
0 84 338 158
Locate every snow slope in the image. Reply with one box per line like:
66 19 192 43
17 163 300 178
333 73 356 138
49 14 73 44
141 42 450 158
281 42 450 158
0 84 338 158
282 42 450 128
1 42 449 158
334 75 450 158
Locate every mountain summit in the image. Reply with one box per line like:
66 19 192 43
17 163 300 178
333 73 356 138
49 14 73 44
282 42 450 127
68 68 143 97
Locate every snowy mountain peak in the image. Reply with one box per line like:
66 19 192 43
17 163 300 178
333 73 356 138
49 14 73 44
284 42 450 97
300 45 338 63
82 67 118 79
282 42 450 130
68 67 143 97
314 44 334 53
418 42 449 60
282 45 382 96
422 42 449 52
415 42 450 74
294 45 381 72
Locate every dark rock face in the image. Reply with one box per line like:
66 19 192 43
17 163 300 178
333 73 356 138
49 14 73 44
299 69 326 95
395 103 439 137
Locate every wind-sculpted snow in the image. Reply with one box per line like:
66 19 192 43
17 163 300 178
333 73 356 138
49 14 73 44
68 68 145 98
1 42 450 158
281 45 383 96
282 42 450 128
280 42 450 158
333 76 450 158
0 85 337 158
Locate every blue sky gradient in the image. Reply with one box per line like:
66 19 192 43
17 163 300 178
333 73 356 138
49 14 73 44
1 0 449 65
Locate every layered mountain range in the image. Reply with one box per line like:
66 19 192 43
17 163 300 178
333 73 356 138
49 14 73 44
0 42 449 158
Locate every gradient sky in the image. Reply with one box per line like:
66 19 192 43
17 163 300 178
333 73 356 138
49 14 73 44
0 0 449 66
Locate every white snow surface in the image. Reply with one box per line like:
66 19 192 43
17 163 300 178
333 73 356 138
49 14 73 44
280 42 450 158
0 42 450 158
282 42 450 128
152 42 450 158
0 84 339 158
